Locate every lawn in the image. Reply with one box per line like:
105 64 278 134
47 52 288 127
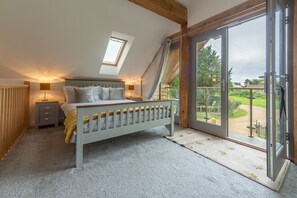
197 108 247 120
229 108 248 118
229 96 267 108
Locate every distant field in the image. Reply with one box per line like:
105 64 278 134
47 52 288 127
229 96 266 108
196 108 247 120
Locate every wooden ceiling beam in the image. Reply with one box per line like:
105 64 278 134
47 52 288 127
128 0 187 25
169 0 266 43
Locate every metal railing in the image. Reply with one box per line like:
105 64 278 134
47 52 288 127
230 87 266 138
164 86 266 138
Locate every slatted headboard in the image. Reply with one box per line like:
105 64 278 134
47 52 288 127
64 78 125 95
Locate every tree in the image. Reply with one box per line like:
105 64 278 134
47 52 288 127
196 46 221 87
250 79 264 85
244 79 251 86
169 45 232 99
244 78 264 87
228 67 233 88
169 76 179 99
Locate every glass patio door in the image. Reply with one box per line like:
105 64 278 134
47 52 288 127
266 0 287 181
189 29 228 138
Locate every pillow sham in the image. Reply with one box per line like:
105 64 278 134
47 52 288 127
110 88 124 100
93 86 102 101
101 87 110 100
63 86 77 103
74 87 95 103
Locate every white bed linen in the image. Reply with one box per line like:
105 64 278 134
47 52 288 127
61 99 134 116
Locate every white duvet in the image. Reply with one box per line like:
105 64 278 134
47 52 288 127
61 99 134 117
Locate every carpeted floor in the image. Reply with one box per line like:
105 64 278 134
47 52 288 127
166 128 289 191
0 125 297 198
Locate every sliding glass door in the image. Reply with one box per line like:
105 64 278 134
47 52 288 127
189 29 228 138
266 0 287 181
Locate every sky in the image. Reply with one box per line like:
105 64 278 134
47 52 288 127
203 15 266 84
228 15 266 84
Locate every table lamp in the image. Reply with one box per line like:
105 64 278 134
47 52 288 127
40 83 51 101
128 84 134 97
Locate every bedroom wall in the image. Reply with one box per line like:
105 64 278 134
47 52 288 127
187 0 247 26
0 0 177 126
0 78 24 85
0 0 248 127
0 0 179 81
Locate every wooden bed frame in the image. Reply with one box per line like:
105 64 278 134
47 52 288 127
65 79 174 169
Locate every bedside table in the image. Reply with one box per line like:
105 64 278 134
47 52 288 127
127 97 142 102
35 101 59 128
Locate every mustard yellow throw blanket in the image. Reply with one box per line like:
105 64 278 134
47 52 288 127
64 109 98 143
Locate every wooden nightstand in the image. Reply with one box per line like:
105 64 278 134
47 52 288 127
35 101 59 128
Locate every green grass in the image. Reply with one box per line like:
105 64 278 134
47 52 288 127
229 96 267 108
196 113 220 121
229 108 247 118
196 108 248 120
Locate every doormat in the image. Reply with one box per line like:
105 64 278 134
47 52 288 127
166 128 290 191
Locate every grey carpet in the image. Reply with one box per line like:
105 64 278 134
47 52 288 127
0 126 296 198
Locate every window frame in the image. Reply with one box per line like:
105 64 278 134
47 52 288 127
102 37 127 66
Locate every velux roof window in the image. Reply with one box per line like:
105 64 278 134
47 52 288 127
103 37 127 66
100 32 134 75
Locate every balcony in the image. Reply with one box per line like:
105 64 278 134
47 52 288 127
165 86 267 149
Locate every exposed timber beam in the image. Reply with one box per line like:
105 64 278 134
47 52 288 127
169 0 266 42
293 0 297 164
179 23 189 127
128 0 187 25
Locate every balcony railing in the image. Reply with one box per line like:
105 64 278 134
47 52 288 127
165 86 266 139
229 87 266 138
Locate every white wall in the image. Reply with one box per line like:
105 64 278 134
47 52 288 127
0 0 180 126
187 0 247 27
0 78 24 85
0 0 248 126
0 0 179 81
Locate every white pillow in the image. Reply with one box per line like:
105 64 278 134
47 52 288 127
74 87 94 103
63 86 77 103
110 88 124 100
93 86 102 101
101 87 110 100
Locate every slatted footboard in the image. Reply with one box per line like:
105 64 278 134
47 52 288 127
76 100 174 168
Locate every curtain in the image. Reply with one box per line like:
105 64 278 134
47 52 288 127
161 47 180 85
141 39 171 100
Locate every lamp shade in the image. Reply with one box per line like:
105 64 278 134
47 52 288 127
40 83 51 90
128 85 134 91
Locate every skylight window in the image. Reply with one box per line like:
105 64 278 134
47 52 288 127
103 37 127 66
100 32 134 75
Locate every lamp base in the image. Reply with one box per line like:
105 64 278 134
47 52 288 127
43 91 48 101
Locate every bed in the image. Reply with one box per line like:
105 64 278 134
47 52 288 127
62 79 174 169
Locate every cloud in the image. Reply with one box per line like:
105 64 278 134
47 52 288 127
228 15 266 83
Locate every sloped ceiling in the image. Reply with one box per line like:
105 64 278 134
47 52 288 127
0 0 180 82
